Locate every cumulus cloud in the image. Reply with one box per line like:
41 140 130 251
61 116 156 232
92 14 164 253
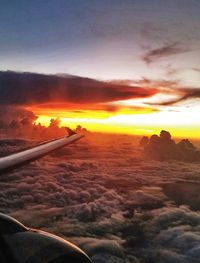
155 249 188 263
148 206 200 262
1 133 200 262
140 130 200 161
0 105 89 139
0 105 37 129
75 237 124 262
163 182 200 211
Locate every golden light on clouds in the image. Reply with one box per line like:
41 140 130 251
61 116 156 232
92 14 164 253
17 71 199 140
34 102 200 139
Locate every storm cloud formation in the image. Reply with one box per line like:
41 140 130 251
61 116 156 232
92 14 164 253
0 106 37 128
1 71 200 114
0 106 69 139
140 130 200 161
0 71 156 108
0 133 200 262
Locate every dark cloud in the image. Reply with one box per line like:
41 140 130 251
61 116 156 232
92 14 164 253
177 88 200 103
140 130 200 161
0 71 156 108
150 88 200 106
142 42 188 64
0 105 90 139
0 106 41 139
0 106 37 128
163 182 200 211
2 70 199 114
118 78 200 106
151 206 200 261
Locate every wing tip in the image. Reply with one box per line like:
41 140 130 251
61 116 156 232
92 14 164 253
66 127 77 137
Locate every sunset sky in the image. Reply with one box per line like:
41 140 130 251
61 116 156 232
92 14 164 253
0 0 200 138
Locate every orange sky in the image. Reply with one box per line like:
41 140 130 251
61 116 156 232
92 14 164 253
28 92 200 139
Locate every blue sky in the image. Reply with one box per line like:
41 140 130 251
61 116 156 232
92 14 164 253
0 0 200 83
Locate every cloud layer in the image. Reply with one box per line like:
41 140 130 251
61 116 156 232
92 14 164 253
0 133 200 262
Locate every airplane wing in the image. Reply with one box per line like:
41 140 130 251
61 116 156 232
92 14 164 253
0 131 84 172
0 131 92 262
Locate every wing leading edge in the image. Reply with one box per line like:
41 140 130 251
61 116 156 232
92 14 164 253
0 132 84 172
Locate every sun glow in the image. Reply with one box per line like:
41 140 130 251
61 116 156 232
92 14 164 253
34 105 200 139
28 92 200 139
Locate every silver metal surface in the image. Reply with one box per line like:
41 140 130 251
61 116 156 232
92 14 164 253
0 134 84 172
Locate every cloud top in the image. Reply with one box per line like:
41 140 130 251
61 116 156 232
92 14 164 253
140 130 200 161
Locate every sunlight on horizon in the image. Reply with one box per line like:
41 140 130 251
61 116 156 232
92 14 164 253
35 107 200 139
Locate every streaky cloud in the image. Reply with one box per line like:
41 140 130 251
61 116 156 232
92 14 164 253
142 42 189 64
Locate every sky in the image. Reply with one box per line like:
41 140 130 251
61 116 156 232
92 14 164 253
0 0 200 137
